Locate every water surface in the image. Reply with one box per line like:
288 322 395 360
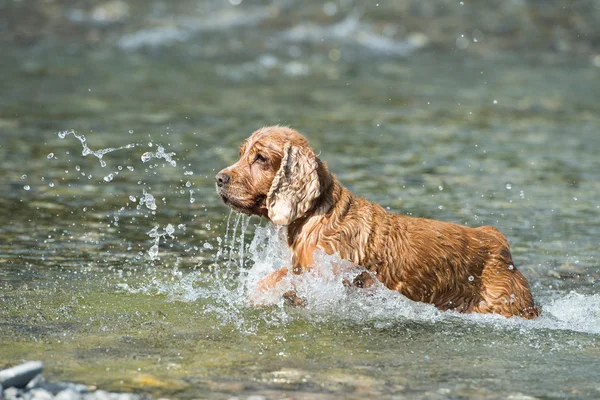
1 1 600 399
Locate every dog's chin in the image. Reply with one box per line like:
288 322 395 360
218 191 266 217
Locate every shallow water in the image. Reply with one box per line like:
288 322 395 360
2 1 600 399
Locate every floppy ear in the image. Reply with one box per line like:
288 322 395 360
267 143 321 225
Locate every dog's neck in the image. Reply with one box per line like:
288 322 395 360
285 172 355 271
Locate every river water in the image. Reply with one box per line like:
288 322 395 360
1 1 600 399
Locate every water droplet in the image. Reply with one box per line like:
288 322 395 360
103 173 114 182
185 181 191 188
47 153 54 159
438 185 443 191
129 130 134 134
20 174 27 180
508 265 514 270
148 244 159 260
165 224 175 236
49 182 54 188
23 185 31 191
468 275 474 282
505 183 512 190
493 99 498 104
75 165 81 171
129 195 136 202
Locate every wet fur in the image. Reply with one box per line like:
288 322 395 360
216 126 539 318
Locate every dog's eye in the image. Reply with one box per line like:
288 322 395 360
254 154 268 164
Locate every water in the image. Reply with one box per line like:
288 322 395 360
2 1 600 399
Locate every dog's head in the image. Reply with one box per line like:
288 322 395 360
216 126 327 225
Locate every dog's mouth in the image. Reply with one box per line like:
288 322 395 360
217 186 266 216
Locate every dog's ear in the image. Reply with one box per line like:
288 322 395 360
267 143 321 225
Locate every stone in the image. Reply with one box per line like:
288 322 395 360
55 388 83 400
39 381 89 395
3 387 21 400
86 390 111 400
29 388 54 400
0 361 44 389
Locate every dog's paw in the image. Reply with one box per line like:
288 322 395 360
352 271 376 288
283 290 307 307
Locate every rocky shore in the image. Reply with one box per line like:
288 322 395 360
0 362 154 400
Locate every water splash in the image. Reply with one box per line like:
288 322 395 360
141 145 177 167
58 130 135 167
124 217 600 336
146 223 176 260
138 189 157 211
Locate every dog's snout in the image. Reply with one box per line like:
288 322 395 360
215 172 230 187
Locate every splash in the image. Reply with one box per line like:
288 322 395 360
146 224 176 260
141 145 177 167
58 130 135 167
56 130 199 268
127 216 600 336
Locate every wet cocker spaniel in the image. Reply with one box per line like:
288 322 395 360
216 126 539 318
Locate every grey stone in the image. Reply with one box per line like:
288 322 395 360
3 386 21 400
111 393 140 400
26 374 46 390
39 381 89 395
0 361 44 389
55 388 83 400
86 390 111 400
29 388 54 400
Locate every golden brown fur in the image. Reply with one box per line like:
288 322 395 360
216 126 539 318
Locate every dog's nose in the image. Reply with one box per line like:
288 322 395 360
215 172 230 187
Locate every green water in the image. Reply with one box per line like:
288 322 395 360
2 1 600 399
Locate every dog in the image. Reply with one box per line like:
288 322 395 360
215 126 539 319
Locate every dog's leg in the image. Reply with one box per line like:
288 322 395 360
471 260 539 319
256 267 289 293
256 267 307 307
